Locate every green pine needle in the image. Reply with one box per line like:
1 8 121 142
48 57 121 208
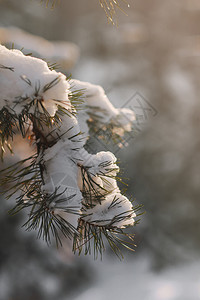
73 219 136 259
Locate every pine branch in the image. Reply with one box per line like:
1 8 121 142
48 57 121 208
0 46 139 258
87 114 129 148
20 188 79 247
99 0 130 25
0 111 79 247
0 86 138 257
74 195 143 258
0 154 39 198
0 72 79 245
73 219 136 259
74 159 141 258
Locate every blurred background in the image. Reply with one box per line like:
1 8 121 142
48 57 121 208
0 0 200 299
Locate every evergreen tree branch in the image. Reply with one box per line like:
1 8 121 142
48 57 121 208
0 45 139 258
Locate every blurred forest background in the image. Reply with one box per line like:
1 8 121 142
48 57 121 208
0 0 200 299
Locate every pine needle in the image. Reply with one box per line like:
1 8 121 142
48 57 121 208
40 0 130 25
99 0 130 25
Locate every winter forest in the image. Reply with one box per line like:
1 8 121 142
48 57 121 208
0 0 200 300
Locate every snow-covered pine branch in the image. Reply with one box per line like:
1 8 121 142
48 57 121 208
0 44 138 257
71 79 135 144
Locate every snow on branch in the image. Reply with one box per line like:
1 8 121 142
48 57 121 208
71 79 135 147
0 45 139 258
0 45 71 116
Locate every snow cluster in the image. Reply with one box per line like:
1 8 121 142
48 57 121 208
42 131 136 228
0 45 136 231
71 79 136 137
0 45 71 116
82 193 136 228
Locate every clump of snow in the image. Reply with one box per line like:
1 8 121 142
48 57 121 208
82 193 136 228
82 151 118 176
71 79 135 136
42 147 83 228
0 45 71 116
76 150 119 194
